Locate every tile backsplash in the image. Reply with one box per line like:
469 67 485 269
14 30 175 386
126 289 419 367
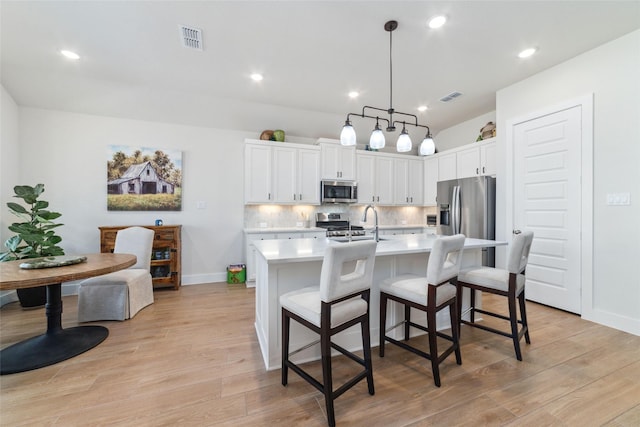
244 205 437 228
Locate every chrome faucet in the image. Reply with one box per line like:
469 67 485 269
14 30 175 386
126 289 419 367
362 204 379 242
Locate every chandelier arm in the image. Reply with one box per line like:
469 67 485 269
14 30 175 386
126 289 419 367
392 119 431 133
347 112 390 128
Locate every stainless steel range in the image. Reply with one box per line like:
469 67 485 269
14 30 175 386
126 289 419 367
315 212 366 238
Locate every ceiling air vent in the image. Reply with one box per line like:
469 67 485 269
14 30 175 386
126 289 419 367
439 91 463 103
179 25 203 51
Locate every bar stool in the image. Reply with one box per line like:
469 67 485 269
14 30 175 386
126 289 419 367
280 240 377 427
379 234 465 387
456 231 534 361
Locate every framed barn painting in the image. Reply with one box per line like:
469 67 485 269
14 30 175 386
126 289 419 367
107 145 182 211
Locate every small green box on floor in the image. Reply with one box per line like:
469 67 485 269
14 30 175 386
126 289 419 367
227 264 246 284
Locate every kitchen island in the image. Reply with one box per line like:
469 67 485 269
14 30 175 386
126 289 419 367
253 234 507 370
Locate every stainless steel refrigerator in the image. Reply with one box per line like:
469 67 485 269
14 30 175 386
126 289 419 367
437 176 496 267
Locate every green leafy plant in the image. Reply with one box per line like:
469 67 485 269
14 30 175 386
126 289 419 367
0 184 65 262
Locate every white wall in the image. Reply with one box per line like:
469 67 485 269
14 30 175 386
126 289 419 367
434 110 496 152
0 86 20 304
496 30 640 334
15 108 256 287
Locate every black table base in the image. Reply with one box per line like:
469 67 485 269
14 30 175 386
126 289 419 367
1 283 109 375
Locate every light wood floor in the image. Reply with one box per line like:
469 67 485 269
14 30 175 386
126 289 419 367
1 283 639 426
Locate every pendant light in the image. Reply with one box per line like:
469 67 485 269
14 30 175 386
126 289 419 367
419 133 435 156
396 124 412 152
339 20 434 154
340 119 356 146
369 118 386 149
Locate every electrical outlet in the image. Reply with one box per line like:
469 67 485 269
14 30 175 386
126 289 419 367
196 201 207 209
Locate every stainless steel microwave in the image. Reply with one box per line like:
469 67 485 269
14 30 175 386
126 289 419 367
320 180 358 204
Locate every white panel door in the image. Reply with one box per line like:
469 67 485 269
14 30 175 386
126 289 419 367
513 105 582 313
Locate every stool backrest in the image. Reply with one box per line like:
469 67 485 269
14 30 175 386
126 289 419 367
114 226 155 271
507 231 534 274
427 234 466 285
319 240 377 302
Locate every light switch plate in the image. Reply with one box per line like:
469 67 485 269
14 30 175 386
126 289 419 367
196 201 207 209
606 193 631 205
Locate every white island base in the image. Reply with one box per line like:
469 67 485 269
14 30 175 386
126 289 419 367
253 234 506 371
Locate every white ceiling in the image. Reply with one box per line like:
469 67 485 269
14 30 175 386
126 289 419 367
2 1 639 137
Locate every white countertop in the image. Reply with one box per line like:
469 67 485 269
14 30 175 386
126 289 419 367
253 234 507 264
244 224 434 234
244 226 326 234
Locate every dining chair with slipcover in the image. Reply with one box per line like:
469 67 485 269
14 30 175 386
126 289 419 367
77 226 154 322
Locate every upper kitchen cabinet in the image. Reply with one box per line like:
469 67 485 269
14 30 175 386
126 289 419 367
394 156 424 205
456 138 496 178
245 140 320 204
357 152 394 205
438 152 457 182
318 138 356 180
424 156 438 206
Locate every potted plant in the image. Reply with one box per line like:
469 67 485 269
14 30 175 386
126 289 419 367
1 184 65 308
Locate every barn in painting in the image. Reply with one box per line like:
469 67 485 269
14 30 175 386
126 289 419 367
107 161 174 195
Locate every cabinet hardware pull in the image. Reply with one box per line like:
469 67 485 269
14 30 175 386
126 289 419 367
482 166 485 173
476 167 479 174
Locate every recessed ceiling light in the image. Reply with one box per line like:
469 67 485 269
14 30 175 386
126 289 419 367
60 50 80 60
348 91 359 99
428 16 447 29
518 48 537 58
417 105 428 112
250 73 263 81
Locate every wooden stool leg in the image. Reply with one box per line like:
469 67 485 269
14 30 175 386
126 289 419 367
281 310 290 386
470 288 476 323
404 305 411 341
361 315 375 395
508 294 523 361
449 300 462 365
320 327 335 427
519 292 531 344
379 293 387 357
427 307 441 387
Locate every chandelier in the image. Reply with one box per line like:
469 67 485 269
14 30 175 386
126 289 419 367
340 20 435 155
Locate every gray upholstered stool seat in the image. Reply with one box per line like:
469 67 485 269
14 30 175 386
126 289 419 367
456 231 534 361
77 226 154 322
379 234 466 387
280 240 377 427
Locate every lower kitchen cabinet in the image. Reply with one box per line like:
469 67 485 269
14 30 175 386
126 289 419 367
99 225 182 290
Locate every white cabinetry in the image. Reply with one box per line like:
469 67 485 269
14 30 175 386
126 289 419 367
357 152 394 205
456 138 496 178
394 157 423 205
424 156 439 206
245 143 272 203
245 233 278 283
438 152 457 181
319 139 356 180
245 140 320 204
296 148 321 204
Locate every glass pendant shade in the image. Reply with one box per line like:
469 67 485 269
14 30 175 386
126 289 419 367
419 136 435 156
396 129 412 152
340 122 356 146
369 122 385 149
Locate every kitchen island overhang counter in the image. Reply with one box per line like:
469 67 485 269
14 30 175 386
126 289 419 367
253 234 507 370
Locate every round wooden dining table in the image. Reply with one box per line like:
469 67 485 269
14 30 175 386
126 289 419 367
0 253 136 375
